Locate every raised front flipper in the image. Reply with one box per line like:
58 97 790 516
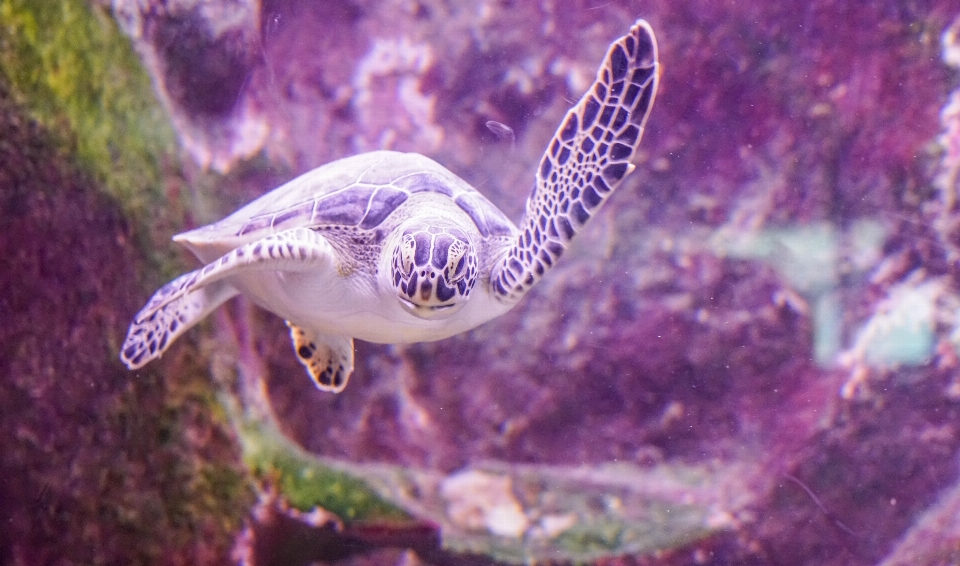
121 228 337 369
492 19 659 302
287 322 354 393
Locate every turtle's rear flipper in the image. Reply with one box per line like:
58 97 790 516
287 322 354 393
120 276 239 369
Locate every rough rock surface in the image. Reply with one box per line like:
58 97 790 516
0 47 250 566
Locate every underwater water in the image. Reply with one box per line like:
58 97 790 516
3 0 960 564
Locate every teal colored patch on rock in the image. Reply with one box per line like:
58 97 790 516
855 280 940 368
713 219 887 365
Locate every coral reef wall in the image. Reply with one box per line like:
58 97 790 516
4 0 960 564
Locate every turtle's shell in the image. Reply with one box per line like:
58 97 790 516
177 151 515 256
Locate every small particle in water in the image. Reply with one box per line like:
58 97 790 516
485 120 516 149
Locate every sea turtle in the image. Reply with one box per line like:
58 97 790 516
121 19 659 393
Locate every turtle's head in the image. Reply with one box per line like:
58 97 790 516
390 222 478 320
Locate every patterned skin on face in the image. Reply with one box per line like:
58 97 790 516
391 223 478 319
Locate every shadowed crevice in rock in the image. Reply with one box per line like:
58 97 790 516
151 8 258 119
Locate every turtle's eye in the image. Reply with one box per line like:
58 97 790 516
444 240 469 284
398 234 417 276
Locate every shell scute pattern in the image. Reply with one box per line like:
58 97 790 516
454 193 514 238
310 185 378 225
359 186 409 229
234 168 513 242
394 172 455 196
237 183 393 236
493 20 659 301
392 171 513 237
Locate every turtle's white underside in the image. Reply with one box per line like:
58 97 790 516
202 237 514 345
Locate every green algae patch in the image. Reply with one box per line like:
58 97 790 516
105 352 256 559
159 353 257 539
237 415 410 523
0 0 176 214
0 60 254 562
0 4 277 547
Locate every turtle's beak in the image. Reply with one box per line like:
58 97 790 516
397 297 463 320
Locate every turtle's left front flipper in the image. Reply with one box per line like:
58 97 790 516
492 19 659 302
121 277 239 369
120 228 337 369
